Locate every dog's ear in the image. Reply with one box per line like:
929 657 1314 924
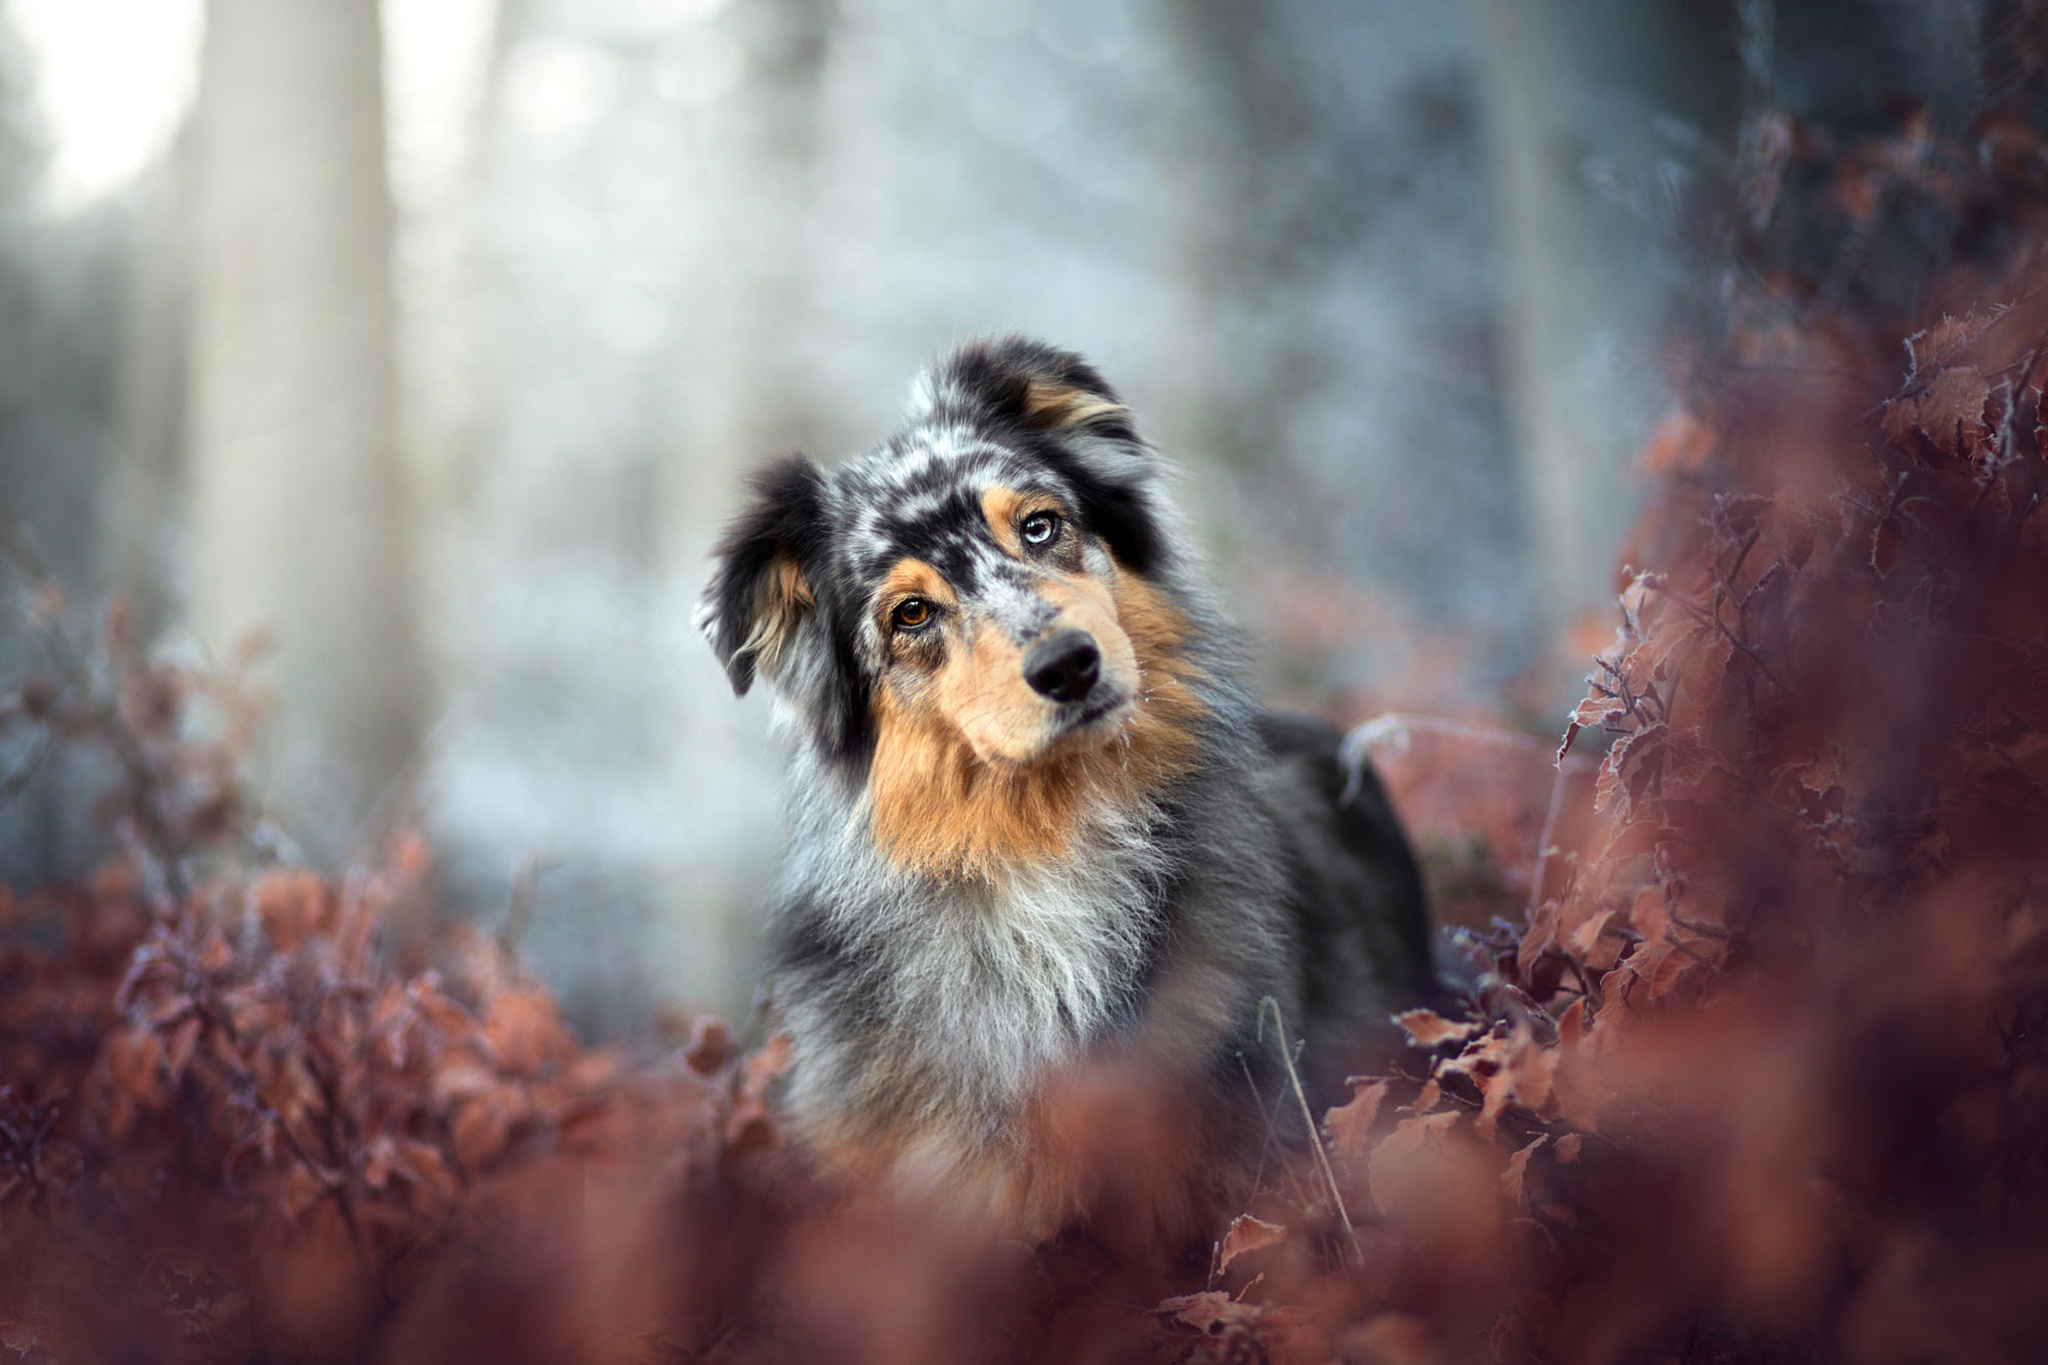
699 455 830 697
915 335 1141 444
916 337 1169 572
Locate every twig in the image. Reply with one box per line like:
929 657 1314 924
1644 578 1792 698
0 503 194 908
1991 338 2045 474
1236 1052 1302 1212
1256 996 1363 1270
1525 759 1573 928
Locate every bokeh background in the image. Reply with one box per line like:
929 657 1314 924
0 0 2003 1031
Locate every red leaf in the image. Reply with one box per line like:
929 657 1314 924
1394 1009 1480 1049
1214 1214 1287 1275
682 1016 734 1076
162 1015 202 1084
451 1095 517 1172
486 982 565 1075
1366 1111 1467 1222
1918 366 1992 459
1556 998 1588 1048
1155 1291 1267 1337
1501 1134 1548 1210
1325 1079 1388 1167
1568 907 1618 961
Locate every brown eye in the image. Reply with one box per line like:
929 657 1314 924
1021 512 1060 548
891 598 933 631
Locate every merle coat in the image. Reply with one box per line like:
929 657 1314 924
700 337 1433 1243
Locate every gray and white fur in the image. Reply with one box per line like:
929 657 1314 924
700 337 1434 1242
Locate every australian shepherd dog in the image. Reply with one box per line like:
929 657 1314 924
700 337 1435 1249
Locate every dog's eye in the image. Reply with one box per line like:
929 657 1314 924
891 598 933 631
1021 512 1061 548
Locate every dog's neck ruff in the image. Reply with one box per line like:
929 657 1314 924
780 769 1175 1131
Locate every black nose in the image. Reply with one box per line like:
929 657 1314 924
1024 629 1101 703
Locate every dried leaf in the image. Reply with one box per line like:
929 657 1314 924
1501 1135 1549 1210
1917 366 1992 459
1394 1010 1481 1049
1367 1111 1467 1223
1214 1214 1287 1275
451 1095 517 1172
1568 907 1618 960
162 1015 203 1085
1156 1291 1264 1337
682 1016 734 1076
740 1032 794 1100
1326 1079 1389 1168
1906 314 1981 374
486 982 565 1075
1556 998 1588 1048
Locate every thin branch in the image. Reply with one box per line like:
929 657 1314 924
1524 761 1572 928
1257 997 1362 1270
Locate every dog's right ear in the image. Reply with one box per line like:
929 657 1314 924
698 455 829 697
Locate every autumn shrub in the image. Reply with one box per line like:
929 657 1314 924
3 105 2048 1363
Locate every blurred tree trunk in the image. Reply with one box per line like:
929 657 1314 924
103 164 187 643
654 0 833 1011
186 0 423 857
1474 0 1739 647
1155 4 1528 702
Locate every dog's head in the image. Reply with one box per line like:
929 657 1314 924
700 337 1207 875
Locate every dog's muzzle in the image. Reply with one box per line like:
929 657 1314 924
1023 629 1101 704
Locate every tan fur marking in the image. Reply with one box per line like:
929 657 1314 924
980 486 1027 554
868 557 1207 880
1021 380 1129 431
875 558 956 631
935 619 1052 762
738 555 814 679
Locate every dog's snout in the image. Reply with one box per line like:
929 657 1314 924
1024 629 1101 703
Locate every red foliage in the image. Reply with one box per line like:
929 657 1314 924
6 107 2048 1361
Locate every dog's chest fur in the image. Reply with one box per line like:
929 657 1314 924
775 786 1173 1139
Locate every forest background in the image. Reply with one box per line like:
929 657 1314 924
6 3 2048 1361
1 0 1986 1030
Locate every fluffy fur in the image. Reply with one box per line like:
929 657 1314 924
700 337 1435 1245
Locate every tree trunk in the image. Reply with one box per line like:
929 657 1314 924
1474 0 1739 645
652 0 834 1012
186 0 422 858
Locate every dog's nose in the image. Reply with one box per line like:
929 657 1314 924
1024 629 1101 703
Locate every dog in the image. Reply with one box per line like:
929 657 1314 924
699 337 1435 1247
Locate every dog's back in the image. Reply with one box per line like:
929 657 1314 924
1255 712 1436 1091
700 337 1435 1246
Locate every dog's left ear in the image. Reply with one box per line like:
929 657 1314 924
699 454 829 697
917 336 1169 572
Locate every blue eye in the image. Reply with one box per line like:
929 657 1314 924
1021 512 1060 547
